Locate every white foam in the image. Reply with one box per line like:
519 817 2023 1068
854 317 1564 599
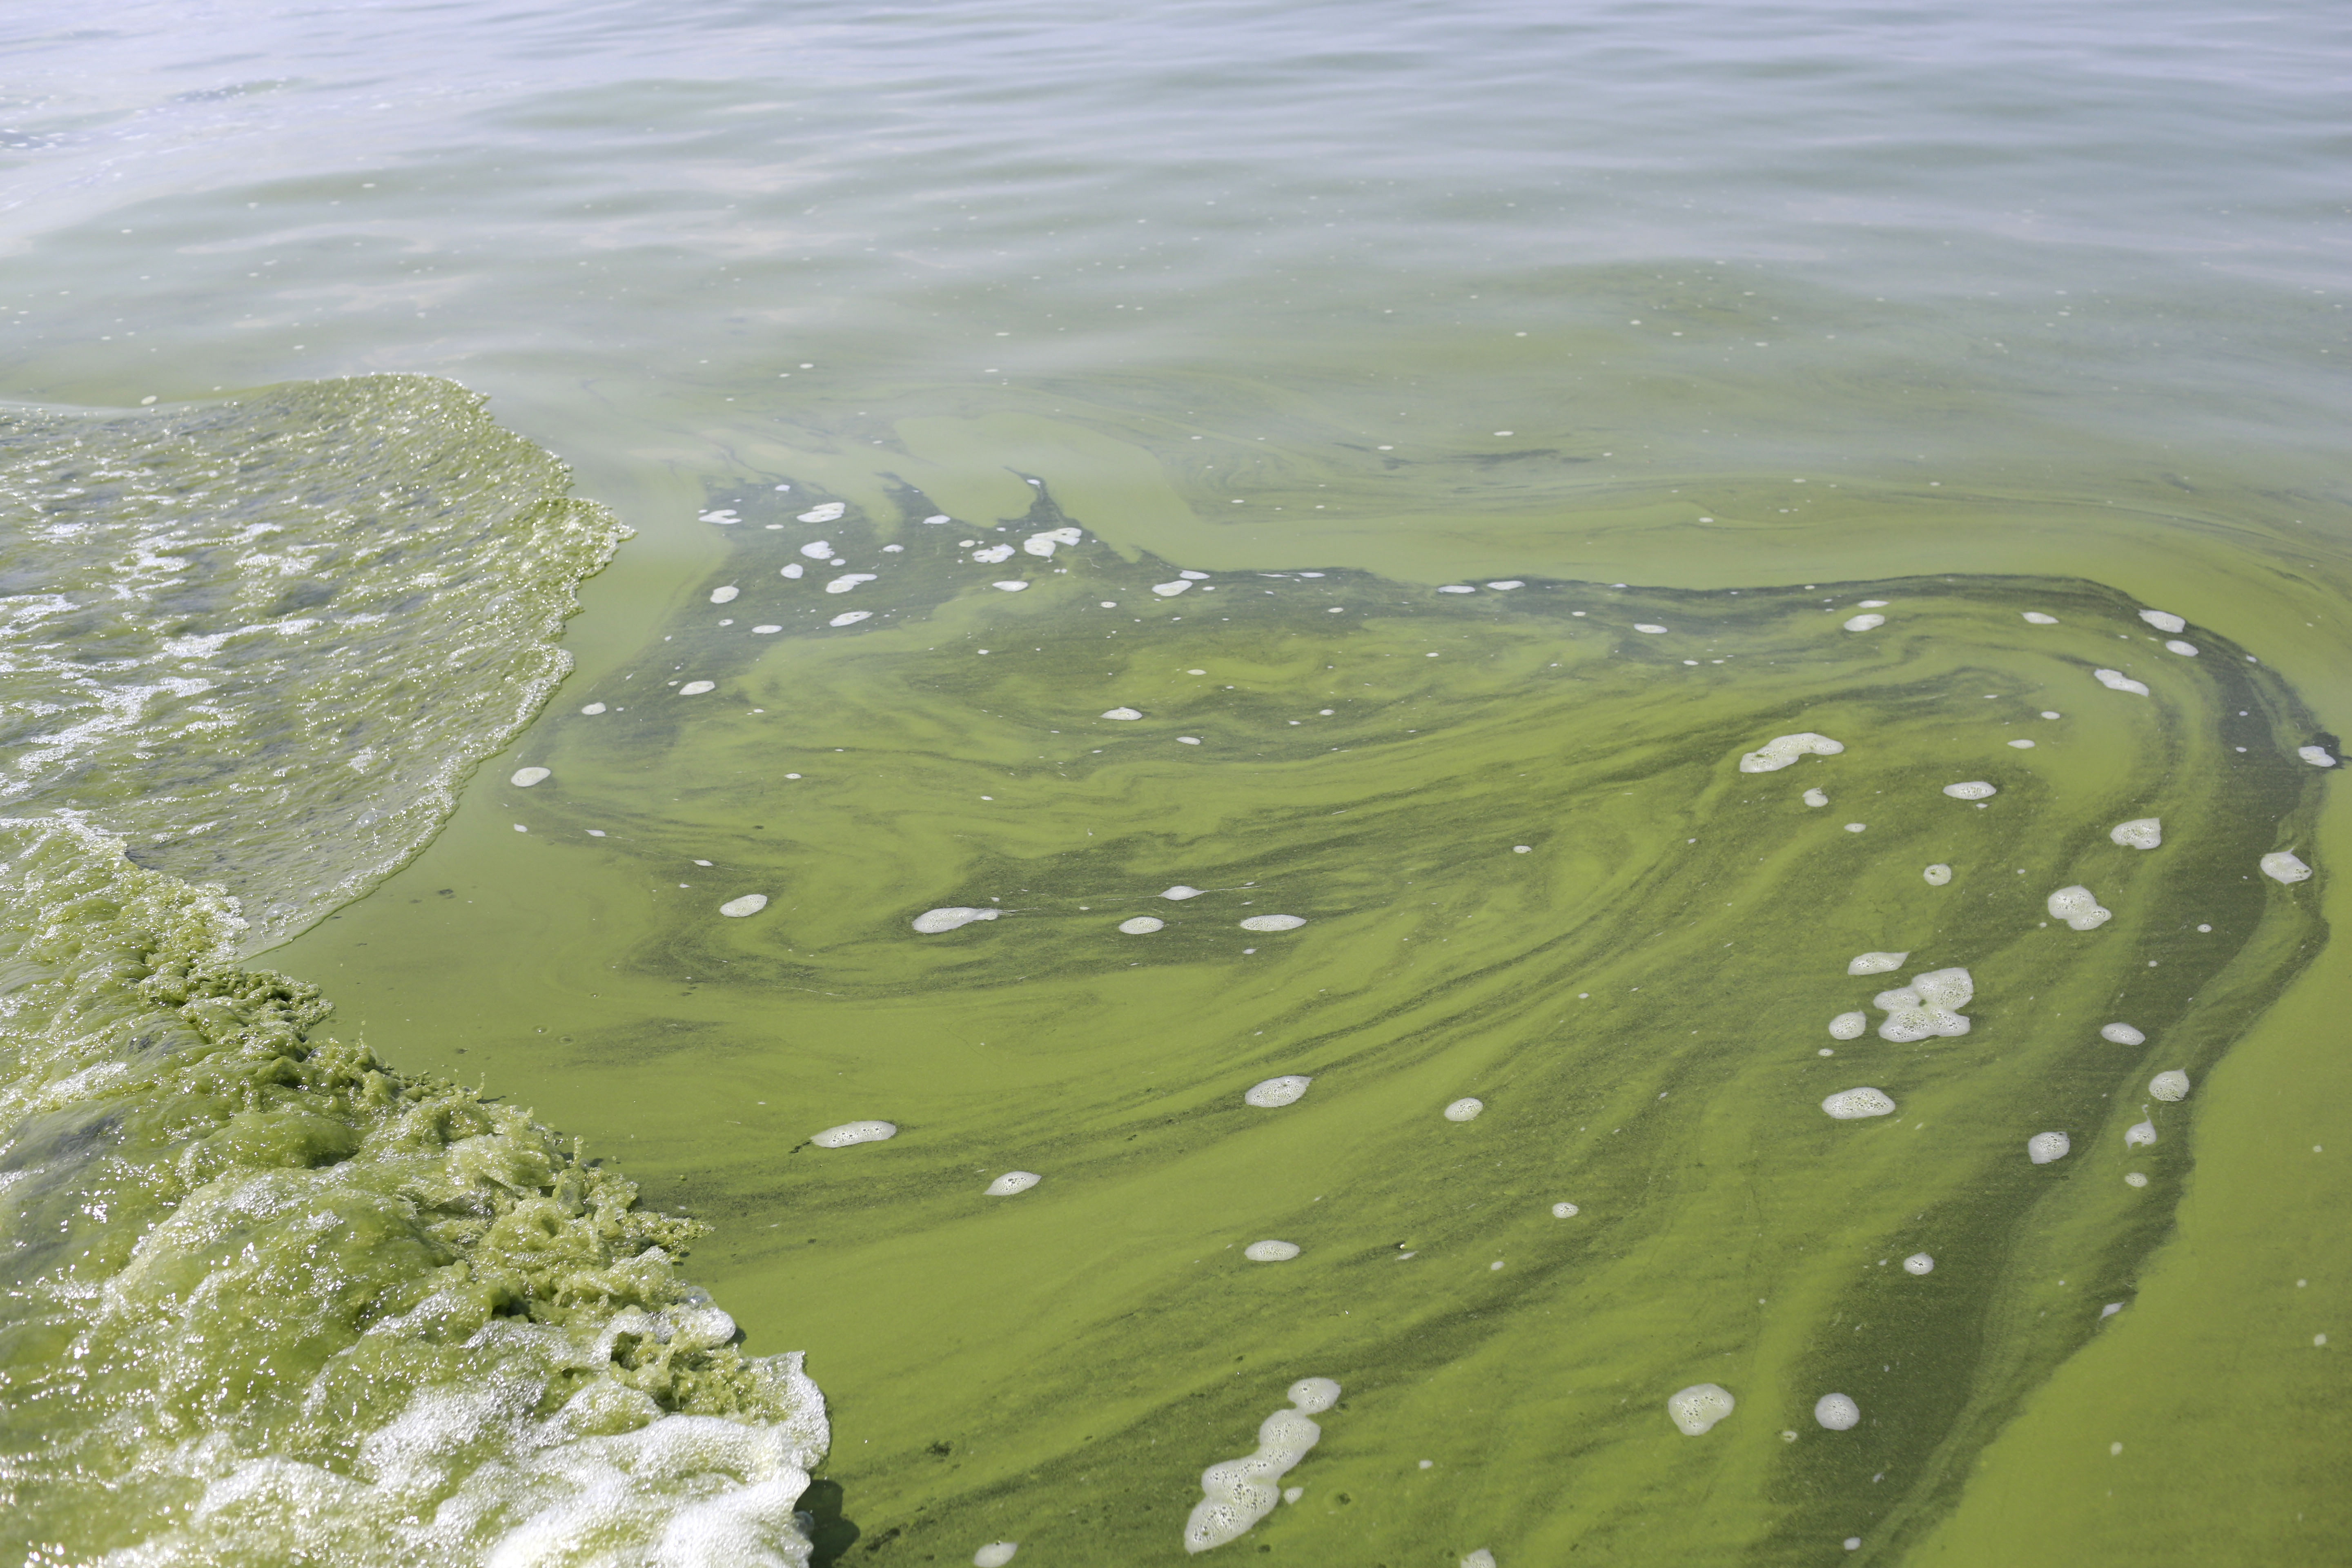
1738 732 1845 773
2100 1022 2145 1045
753 625 782 634
2125 1119 2158 1148
991 581 1029 592
1551 1202 1579 1218
1847 951 1909 976
2125 1172 2149 1188
720 894 769 918
1634 623 1668 634
1102 707 1143 720
1119 916 1165 934
2007 739 2036 749
1180 570 1211 581
2149 1070 2190 1101
1153 581 1194 597
2165 639 2198 657
1245 1076 1312 1108
1814 1394 1861 1431
798 503 847 524
2110 818 2162 849
1181 1380 1342 1553
923 514 951 525
510 766 551 788
2261 851 2312 884
1243 1240 1301 1262
1875 967 1973 1040
1443 1097 1484 1122
2027 1130 2071 1164
798 539 835 559
1843 613 1885 632
2298 745 2337 767
781 563 805 579
913 906 1000 933
1439 585 1477 594
1923 864 1952 886
1902 1252 1934 1275
1844 822 1867 833
699 508 739 524
1487 581 1524 590
828 611 871 627
985 1172 1040 1196
975 1544 1019 1567
1023 527 1082 557
1665 1383 1735 1436
1161 885 1203 899
1239 914 1305 932
824 574 876 594
1822 1087 1896 1120
1803 788 1829 807
2094 669 2150 695
2022 612 2058 624
709 586 739 604
812 1120 896 1148
678 681 716 696
2138 609 2186 634
2047 885 2111 930
1829 1012 1867 1040
973 544 1016 564
580 702 606 715
1461 1552 1497 1568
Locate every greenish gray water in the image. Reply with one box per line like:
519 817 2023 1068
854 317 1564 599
4 1 2350 1563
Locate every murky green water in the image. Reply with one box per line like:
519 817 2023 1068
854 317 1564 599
4 1 2349 1563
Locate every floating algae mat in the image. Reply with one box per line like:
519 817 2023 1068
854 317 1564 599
261 480 2332 1564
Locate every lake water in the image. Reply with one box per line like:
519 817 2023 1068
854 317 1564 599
3 2 2347 1563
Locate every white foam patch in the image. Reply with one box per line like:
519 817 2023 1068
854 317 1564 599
2022 611 2058 624
2007 739 2036 749
1551 1202 1579 1218
2165 639 2198 657
1182 1379 1342 1553
1923 864 1953 886
580 702 606 715
991 581 1029 592
798 503 847 524
1874 967 1973 1040
1634 623 1668 634
828 611 871 627
1822 1087 1896 1120
2125 1119 2158 1148
1161 885 1203 899
913 906 1000 933
753 625 782 634
1181 570 1211 581
781 563 805 579
1438 585 1476 594
2138 608 2186 633
973 544 1016 564
719 894 769 918
1737 732 1845 773
2027 1131 2071 1164
2110 817 2162 849
985 1172 1040 1196
2149 1070 2190 1101
510 766 551 788
811 1120 895 1148
1245 1076 1311 1108
1239 914 1305 932
2125 1172 2149 1188
922 514 951 525
1847 951 1909 976
798 540 835 559
1119 916 1165 934
1814 1394 1861 1431
1102 707 1143 720
1843 613 1885 632
1665 1383 1735 1436
2047 885 2112 930
1243 1240 1301 1262
2298 745 2337 767
1487 581 1524 590
824 574 876 595
1153 581 1194 597
678 681 716 696
1803 788 1828 807
2100 1022 2145 1045
699 508 739 524
2261 851 2312 884
1443 1097 1484 1122
709 586 739 604
1461 1551 1497 1568
1902 1252 1934 1275
2094 668 2150 695
1023 527 1082 557
1829 1012 1867 1040
975 1544 1019 1567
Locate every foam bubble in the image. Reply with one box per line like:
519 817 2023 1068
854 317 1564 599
753 624 782 634
1665 1383 1735 1436
2110 818 2163 849
798 540 835 559
1814 1394 1861 1431
1634 624 1668 634
1822 1087 1896 1120
1487 580 1524 590
2149 1070 2190 1101
2027 1131 2071 1164
2261 851 2312 884
1443 1097 1485 1122
1902 1252 1934 1275
1245 1076 1312 1108
1829 1012 1867 1040
580 702 606 715
1023 527 1082 557
2165 639 2198 657
1461 1552 1498 1568
2298 745 2337 767
985 1172 1040 1196
1102 707 1143 720
1439 585 1477 594
811 1120 896 1148
1843 613 1885 632
1923 864 1953 885
2138 609 2186 634
1153 581 1194 597
1162 885 1203 899
1803 788 1829 807
798 503 847 523
709 586 739 604
1119 916 1165 934
2007 739 2036 749
699 508 739 523
973 544 1016 564
913 906 1000 933
2100 1022 2145 1045
2125 1119 2158 1148
2047 885 2112 930
781 562 805 579
1847 951 1909 976
1738 732 1845 773
509 766 551 788
2022 612 2058 624
719 894 768 918
1289 1378 1340 1413
1551 1202 1579 1218
678 681 716 696
2094 669 2151 696
1875 967 1973 1040
2125 1172 2149 1187
923 513 951 524
1239 914 1306 932
990 580 1030 593
828 611 871 627
1182 1380 1341 1552
824 574 876 595
1180 570 1211 581
1243 1240 1301 1262
975 1544 1019 1567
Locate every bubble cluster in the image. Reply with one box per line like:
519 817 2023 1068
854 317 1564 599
913 906 1000 933
1922 863 1953 885
1874 967 1973 1040
2149 1070 2190 1101
2027 1131 2071 1164
1119 916 1165 934
1243 1240 1301 1262
2047 885 2113 930
2094 669 2151 696
2110 818 2163 849
1821 1087 1896 1120
2261 851 2312 884
1245 1076 1312 1108
509 766 551 787
1902 1253 1935 1275
985 1172 1041 1196
1846 951 1909 976
1737 732 1845 773
1239 914 1306 932
812 1120 897 1149
1814 1393 1861 1431
719 894 769 918
1443 1097 1485 1122
1182 1379 1342 1553
1828 1012 1867 1040
2100 1022 2145 1045
1666 1383 1736 1436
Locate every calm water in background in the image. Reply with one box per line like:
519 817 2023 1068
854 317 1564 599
4 1 2350 1563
